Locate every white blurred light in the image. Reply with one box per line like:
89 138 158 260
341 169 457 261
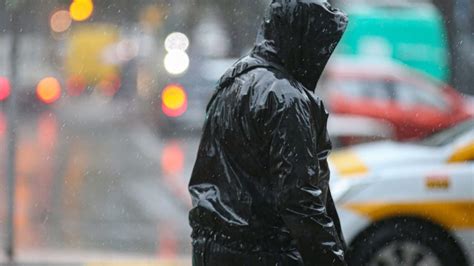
194 14 230 57
116 39 140 62
165 32 189 52
164 51 190 75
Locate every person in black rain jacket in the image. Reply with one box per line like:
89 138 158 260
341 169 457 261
189 0 348 265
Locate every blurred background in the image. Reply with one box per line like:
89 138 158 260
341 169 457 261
0 0 472 265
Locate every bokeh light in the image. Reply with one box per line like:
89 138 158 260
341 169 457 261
0 76 10 101
164 50 190 75
161 142 185 175
36 77 62 104
139 5 164 30
97 74 121 97
37 112 59 151
69 0 94 22
164 32 190 52
50 10 72 33
0 111 6 138
161 84 187 117
66 74 87 96
116 39 140 62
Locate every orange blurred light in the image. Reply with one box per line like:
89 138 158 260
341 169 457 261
0 76 10 101
139 5 164 30
162 84 187 117
50 10 72 33
69 0 94 22
37 77 62 104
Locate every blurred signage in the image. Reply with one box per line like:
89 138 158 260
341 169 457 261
425 176 450 190
65 24 119 86
336 3 449 81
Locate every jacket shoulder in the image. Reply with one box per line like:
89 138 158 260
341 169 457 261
248 68 310 110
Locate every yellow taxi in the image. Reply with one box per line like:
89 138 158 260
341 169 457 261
329 119 473 265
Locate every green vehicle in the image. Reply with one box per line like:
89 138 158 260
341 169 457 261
336 3 449 81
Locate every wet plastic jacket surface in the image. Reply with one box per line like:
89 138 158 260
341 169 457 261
189 1 348 265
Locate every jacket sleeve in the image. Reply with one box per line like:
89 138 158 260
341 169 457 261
262 90 346 265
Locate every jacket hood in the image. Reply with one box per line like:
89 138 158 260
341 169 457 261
252 0 348 91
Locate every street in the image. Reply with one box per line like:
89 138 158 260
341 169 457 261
0 100 198 263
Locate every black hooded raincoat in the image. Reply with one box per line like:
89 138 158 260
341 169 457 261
189 1 348 265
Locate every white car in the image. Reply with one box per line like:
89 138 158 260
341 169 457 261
329 119 474 266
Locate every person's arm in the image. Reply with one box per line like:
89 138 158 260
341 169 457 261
263 90 346 265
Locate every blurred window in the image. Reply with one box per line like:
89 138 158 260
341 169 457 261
395 81 448 111
420 120 474 146
331 79 394 101
366 81 392 101
331 79 365 98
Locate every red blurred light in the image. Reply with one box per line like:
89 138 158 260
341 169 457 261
0 77 11 101
67 75 87 96
37 112 58 150
97 74 121 97
161 142 184 175
161 84 187 117
37 77 62 104
0 111 6 138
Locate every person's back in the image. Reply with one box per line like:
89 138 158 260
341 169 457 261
189 1 348 265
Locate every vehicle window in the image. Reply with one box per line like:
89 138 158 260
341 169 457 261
366 81 393 101
420 120 474 146
396 81 448 111
396 82 418 106
331 79 393 101
330 79 365 98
